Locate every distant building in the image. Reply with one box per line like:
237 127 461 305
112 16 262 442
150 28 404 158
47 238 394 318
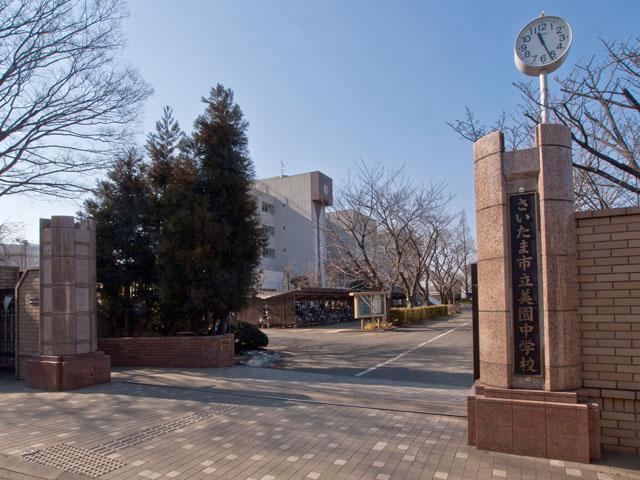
253 171 333 291
0 243 39 272
1 171 334 293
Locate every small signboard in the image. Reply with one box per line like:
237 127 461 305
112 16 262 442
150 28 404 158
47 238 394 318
350 292 387 331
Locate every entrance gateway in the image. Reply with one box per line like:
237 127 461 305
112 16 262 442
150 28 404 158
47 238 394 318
467 124 600 462
23 216 111 391
467 13 599 464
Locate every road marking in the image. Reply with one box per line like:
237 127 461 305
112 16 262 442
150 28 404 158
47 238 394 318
354 321 471 377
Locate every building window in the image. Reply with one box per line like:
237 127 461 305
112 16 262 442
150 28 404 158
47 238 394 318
261 201 275 214
264 225 275 237
262 247 275 259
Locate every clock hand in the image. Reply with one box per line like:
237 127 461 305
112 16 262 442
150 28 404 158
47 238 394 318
537 32 553 57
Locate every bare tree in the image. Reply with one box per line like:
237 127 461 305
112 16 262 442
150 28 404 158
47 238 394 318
429 218 471 304
298 261 323 288
281 262 293 290
326 193 392 292
517 39 640 197
327 160 453 306
448 38 640 209
573 148 635 209
0 0 152 198
446 107 533 152
0 219 24 264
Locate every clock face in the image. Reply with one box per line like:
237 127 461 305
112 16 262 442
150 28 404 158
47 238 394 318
514 16 572 75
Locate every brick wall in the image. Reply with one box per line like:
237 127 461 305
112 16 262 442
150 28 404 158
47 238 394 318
98 334 235 368
576 207 640 454
16 270 40 379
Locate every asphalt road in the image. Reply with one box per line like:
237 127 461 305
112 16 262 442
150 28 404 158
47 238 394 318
264 311 473 389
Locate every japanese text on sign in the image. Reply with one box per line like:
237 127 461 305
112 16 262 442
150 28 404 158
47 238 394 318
509 193 542 376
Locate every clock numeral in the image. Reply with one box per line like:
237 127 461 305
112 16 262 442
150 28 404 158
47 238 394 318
540 54 547 63
559 34 566 42
532 54 538 63
556 43 563 50
520 44 527 51
521 34 531 43
534 22 547 33
556 26 563 34
549 51 556 60
524 50 530 58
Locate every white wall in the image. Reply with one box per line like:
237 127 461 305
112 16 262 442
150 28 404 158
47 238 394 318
254 171 330 290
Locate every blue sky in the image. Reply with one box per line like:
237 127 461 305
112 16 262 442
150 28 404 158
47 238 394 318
3 0 640 242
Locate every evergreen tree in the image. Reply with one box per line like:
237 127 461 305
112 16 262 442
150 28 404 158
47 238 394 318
84 149 156 335
146 106 184 195
145 106 193 333
187 84 266 333
85 90 265 336
153 153 206 334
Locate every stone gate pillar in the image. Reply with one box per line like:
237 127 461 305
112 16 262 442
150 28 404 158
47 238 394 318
25 216 110 390
467 125 600 462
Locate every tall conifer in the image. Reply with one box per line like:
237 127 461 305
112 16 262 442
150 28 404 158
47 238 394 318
84 149 156 335
188 84 265 332
145 107 199 333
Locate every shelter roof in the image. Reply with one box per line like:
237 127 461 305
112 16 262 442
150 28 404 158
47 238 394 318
255 287 360 301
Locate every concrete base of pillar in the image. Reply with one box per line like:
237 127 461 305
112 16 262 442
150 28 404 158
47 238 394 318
468 382 601 463
25 352 111 391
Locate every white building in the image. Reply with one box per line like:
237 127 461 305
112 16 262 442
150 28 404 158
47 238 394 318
253 171 333 291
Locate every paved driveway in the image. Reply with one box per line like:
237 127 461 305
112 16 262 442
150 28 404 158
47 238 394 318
0 312 638 479
265 312 473 388
0 367 639 480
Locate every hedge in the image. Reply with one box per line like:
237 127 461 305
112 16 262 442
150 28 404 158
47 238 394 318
389 305 449 326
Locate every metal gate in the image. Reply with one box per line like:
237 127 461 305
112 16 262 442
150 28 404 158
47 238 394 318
0 288 15 371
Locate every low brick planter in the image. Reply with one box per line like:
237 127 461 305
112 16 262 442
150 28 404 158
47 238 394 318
98 334 235 368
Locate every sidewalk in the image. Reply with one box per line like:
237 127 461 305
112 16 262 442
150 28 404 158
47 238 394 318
0 371 638 480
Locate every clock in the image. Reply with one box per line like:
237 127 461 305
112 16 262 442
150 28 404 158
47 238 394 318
514 15 572 76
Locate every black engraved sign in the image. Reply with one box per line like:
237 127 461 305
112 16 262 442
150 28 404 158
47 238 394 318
509 193 542 376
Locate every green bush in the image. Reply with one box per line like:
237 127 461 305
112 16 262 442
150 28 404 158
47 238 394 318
389 305 448 327
229 321 269 351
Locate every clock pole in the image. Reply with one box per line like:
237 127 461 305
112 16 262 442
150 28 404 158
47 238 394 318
539 72 549 123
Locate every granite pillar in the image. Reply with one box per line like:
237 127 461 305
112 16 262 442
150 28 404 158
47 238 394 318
468 125 600 463
25 216 110 391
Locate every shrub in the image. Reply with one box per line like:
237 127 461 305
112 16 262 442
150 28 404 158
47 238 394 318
363 319 393 331
229 321 269 351
389 305 449 327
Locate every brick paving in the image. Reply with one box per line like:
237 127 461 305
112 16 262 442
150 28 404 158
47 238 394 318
0 373 638 480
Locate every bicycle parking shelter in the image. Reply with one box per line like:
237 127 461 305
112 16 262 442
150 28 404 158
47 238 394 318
237 288 357 328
